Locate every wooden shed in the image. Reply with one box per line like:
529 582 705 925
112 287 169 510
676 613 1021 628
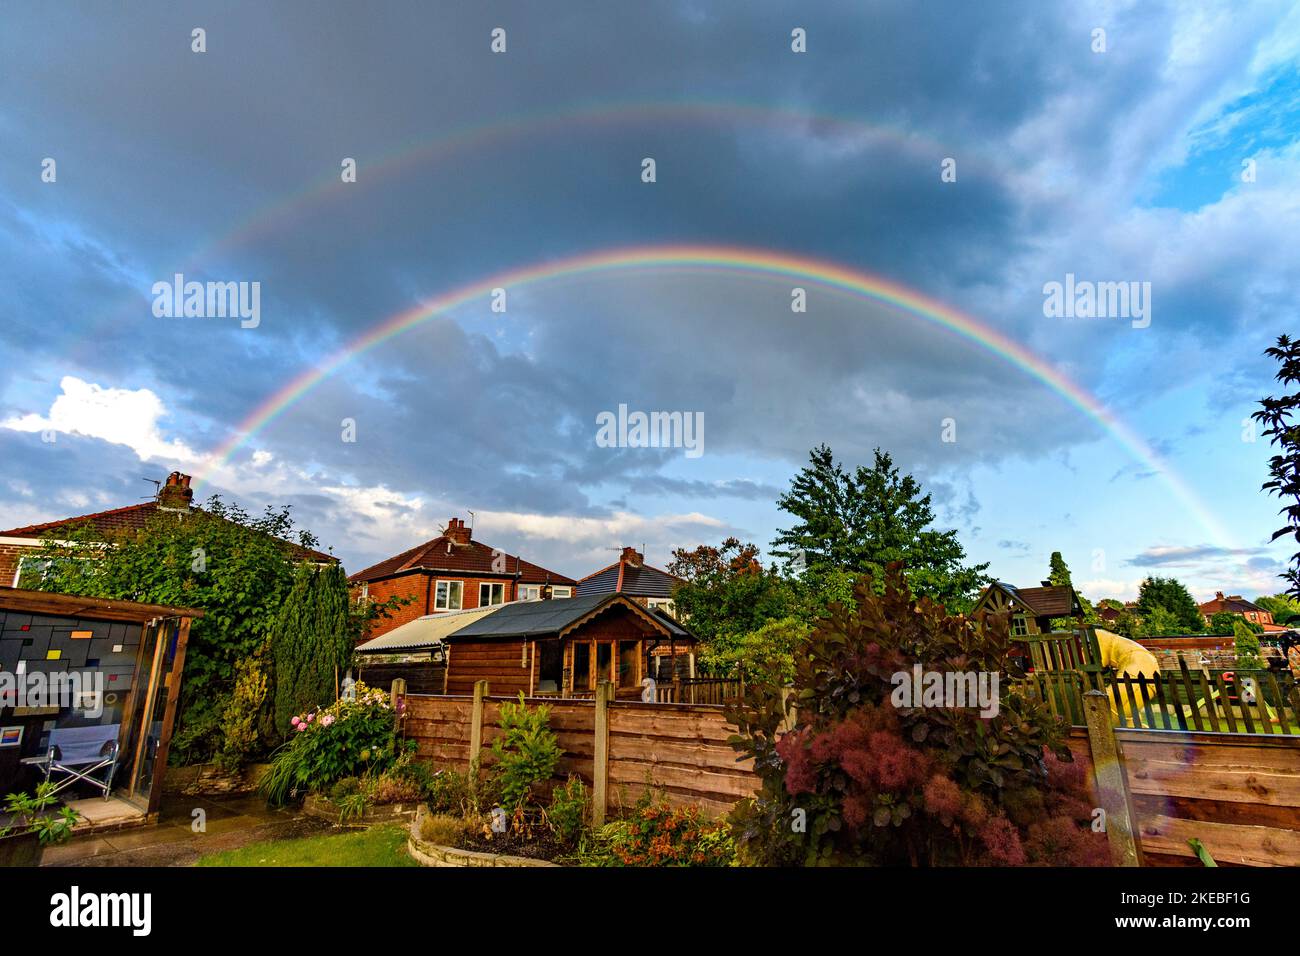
0 588 203 824
442 593 695 700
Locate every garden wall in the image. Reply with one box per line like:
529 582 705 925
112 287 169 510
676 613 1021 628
1066 726 1300 866
403 692 757 818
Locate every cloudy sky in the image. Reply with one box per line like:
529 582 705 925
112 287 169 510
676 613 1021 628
2 1 1298 601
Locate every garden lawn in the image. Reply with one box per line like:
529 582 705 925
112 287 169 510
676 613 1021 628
197 824 417 867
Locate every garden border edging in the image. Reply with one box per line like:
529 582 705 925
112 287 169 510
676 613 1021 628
407 806 558 867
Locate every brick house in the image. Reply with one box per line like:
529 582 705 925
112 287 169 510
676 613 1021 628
0 471 335 587
349 517 577 639
576 547 683 619
1198 592 1287 633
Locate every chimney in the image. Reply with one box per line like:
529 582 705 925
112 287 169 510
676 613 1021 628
1214 591 1225 601
158 472 193 511
620 546 643 568
443 517 472 546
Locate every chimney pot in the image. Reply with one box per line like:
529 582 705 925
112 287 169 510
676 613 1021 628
620 546 643 568
444 516 472 545
158 472 194 510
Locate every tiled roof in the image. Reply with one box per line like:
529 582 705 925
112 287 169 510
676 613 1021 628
1198 594 1264 616
577 561 680 599
348 536 576 586
0 502 336 564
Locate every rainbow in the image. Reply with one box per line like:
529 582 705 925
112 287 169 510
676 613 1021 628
197 244 1232 546
81 99 1030 363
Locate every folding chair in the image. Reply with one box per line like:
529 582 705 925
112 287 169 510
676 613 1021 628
21 725 121 800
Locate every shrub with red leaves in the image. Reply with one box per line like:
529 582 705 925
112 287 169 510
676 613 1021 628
727 566 1108 866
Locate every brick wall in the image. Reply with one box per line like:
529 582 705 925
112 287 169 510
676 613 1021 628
0 541 36 588
358 572 533 639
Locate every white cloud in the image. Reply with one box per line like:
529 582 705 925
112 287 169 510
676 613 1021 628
2 376 202 464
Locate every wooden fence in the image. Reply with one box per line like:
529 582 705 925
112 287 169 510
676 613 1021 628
1016 661 1300 735
397 679 1300 865
359 660 446 696
402 680 756 818
1067 693 1300 866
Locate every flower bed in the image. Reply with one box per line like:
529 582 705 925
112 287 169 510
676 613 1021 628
407 806 557 868
409 694 736 867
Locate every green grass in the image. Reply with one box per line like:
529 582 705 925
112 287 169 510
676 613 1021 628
197 825 418 868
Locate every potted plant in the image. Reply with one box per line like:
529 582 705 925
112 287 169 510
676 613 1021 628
0 782 80 867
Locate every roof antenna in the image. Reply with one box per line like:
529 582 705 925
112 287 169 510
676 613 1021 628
467 510 475 534
140 477 161 500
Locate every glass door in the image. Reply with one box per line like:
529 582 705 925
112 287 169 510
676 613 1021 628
119 621 174 808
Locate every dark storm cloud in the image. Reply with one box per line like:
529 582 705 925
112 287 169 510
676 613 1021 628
1 1 1294 572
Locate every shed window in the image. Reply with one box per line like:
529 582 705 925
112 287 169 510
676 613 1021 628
618 641 639 689
572 642 591 690
1011 614 1029 637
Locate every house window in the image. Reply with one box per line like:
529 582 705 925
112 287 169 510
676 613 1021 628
551 586 572 599
518 584 541 601
1011 614 1029 637
434 580 463 611
479 582 505 607
646 598 676 618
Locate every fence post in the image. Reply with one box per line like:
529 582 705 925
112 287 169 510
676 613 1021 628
389 677 407 710
779 686 797 734
1082 689 1144 867
469 679 489 791
592 680 612 827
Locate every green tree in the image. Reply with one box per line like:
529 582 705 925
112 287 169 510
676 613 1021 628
1047 552 1072 587
271 562 356 739
1253 334 1300 598
1233 619 1265 669
667 538 797 643
699 617 809 684
1207 611 1239 636
1136 577 1204 634
771 445 988 611
1042 552 1104 629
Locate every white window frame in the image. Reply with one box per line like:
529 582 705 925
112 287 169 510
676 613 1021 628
434 579 463 611
479 582 505 607
551 586 572 599
646 598 676 618
518 584 541 602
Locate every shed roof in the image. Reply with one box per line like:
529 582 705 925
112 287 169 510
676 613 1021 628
355 604 503 653
446 593 691 642
0 587 205 624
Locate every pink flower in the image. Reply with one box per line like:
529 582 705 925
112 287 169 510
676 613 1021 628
291 716 301 728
